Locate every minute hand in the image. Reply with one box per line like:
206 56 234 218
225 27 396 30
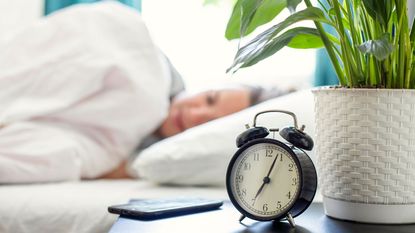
266 153 279 178
254 154 279 199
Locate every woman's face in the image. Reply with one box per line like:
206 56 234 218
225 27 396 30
158 88 251 137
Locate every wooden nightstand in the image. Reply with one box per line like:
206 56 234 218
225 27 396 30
109 202 415 233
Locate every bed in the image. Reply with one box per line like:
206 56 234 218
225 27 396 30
0 90 321 233
0 180 227 233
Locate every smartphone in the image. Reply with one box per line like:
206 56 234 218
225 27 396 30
108 197 223 220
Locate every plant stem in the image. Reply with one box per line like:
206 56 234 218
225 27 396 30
401 0 411 89
411 16 415 88
304 0 347 86
359 6 373 85
345 0 364 83
331 0 357 86
316 0 329 13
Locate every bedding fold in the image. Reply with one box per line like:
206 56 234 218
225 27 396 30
0 2 170 183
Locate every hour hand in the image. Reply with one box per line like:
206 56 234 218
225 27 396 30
254 177 271 199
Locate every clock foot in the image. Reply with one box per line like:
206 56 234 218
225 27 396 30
287 213 295 228
239 215 246 222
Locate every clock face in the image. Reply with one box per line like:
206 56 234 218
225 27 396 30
228 141 301 220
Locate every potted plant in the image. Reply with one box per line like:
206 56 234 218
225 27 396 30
225 0 415 224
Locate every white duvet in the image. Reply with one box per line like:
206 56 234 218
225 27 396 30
0 180 227 233
0 2 171 183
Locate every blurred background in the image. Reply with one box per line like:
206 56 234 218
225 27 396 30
0 0 317 91
1 0 413 90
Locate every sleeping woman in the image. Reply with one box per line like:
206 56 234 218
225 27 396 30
0 2 289 183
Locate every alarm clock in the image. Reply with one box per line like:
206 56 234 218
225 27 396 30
226 110 317 227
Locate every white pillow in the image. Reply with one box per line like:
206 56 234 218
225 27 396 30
132 89 316 186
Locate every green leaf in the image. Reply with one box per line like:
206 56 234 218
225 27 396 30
361 0 390 27
232 7 328 61
240 0 264 38
411 17 415 86
287 32 324 48
326 33 340 45
328 7 350 31
411 16 415 45
225 0 286 40
328 7 335 18
357 34 394 61
227 27 321 72
287 0 302 14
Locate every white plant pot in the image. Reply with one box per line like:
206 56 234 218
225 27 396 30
313 87 415 224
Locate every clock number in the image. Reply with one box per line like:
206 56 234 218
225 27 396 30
263 204 269 212
276 201 282 209
292 177 298 186
243 162 251 171
241 188 247 197
265 149 273 157
287 191 292 199
237 175 244 183
253 153 260 161
280 154 283 162
288 163 294 171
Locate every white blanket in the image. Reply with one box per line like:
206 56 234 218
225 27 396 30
0 180 227 233
0 2 170 183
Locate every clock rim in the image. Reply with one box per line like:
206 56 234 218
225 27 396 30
226 138 304 221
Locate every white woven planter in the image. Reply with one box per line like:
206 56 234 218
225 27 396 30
313 87 415 224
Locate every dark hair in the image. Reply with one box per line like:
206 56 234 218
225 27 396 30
244 85 295 106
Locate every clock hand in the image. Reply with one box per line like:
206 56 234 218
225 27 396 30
266 153 279 178
253 154 279 200
254 177 270 199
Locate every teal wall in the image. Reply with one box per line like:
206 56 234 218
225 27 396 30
44 0 142 15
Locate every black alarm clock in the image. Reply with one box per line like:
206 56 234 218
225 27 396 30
226 110 317 227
